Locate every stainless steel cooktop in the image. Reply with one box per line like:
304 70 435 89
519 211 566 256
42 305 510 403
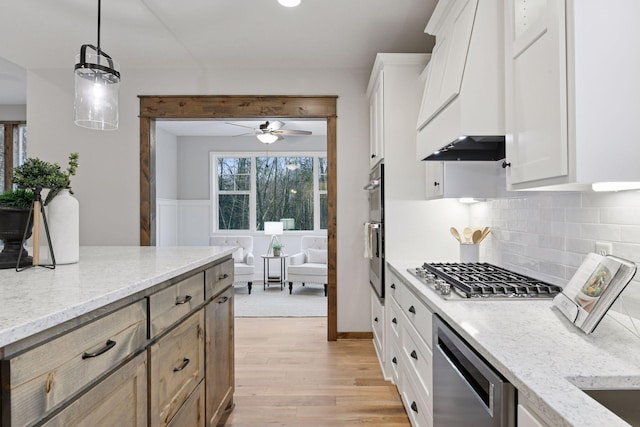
408 262 563 299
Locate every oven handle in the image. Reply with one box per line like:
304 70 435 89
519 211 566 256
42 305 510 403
368 223 380 229
363 179 381 190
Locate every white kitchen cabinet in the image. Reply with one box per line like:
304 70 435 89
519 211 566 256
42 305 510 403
424 161 498 200
369 71 384 168
371 287 385 364
367 53 429 201
517 404 548 427
504 1 640 190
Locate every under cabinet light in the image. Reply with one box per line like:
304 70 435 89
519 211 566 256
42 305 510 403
592 182 640 192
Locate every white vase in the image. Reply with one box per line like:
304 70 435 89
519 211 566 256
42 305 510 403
47 189 79 264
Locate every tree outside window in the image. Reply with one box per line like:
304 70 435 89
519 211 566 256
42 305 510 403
214 153 327 232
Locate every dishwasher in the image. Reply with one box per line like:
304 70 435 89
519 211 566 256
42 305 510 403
432 315 515 427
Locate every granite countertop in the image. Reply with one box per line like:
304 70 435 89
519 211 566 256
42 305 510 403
0 246 234 349
388 260 640 427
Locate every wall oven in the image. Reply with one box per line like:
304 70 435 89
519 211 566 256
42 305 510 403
433 315 515 427
365 162 384 300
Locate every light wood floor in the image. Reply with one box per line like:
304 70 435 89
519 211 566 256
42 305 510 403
223 317 410 427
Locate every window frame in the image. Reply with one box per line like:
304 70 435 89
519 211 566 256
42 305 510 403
210 151 328 233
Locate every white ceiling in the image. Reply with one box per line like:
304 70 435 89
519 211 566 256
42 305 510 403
157 119 326 137
0 0 437 105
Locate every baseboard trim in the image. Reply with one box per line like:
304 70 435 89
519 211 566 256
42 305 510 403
337 332 374 340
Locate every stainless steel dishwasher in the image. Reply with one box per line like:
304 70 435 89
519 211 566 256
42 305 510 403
432 315 515 427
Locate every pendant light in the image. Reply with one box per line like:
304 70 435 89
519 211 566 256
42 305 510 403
74 0 120 131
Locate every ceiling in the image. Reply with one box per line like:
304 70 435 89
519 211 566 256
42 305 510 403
0 0 437 105
157 119 326 137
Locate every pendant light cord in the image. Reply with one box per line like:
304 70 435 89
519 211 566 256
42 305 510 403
97 0 101 54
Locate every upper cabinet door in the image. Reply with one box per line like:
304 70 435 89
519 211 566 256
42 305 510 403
369 71 384 168
505 0 568 185
419 0 479 128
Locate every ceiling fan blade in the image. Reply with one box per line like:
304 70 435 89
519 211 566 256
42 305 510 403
225 122 258 130
267 120 285 131
232 132 256 137
275 129 312 135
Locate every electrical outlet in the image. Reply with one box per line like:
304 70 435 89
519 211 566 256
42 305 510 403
595 242 613 256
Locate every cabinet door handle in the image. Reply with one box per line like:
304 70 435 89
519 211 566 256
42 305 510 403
371 154 376 159
374 317 378 322
392 357 397 365
219 273 229 280
218 296 229 304
502 161 511 168
173 358 190 372
175 295 192 305
392 318 397 324
410 402 418 413
410 350 418 360
434 181 440 186
82 340 116 359
408 306 416 314
390 283 396 289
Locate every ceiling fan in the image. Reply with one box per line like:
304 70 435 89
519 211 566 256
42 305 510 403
226 120 312 144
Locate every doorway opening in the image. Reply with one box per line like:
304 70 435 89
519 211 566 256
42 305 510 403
139 95 338 340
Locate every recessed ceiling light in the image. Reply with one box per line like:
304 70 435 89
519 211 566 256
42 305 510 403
278 0 301 7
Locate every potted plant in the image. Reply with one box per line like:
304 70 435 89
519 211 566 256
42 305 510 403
272 242 284 257
0 188 35 268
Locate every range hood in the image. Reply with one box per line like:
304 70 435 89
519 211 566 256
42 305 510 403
416 0 505 162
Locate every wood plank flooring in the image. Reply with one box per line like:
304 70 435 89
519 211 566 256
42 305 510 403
223 317 410 426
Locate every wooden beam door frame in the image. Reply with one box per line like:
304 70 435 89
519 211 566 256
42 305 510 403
139 95 338 341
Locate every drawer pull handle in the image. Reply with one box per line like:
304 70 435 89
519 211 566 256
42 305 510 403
392 357 397 365
408 306 416 314
82 340 116 359
390 283 396 289
392 318 397 324
218 296 229 304
219 273 229 280
175 295 192 305
374 317 378 322
410 350 418 360
173 358 190 372
410 402 418 413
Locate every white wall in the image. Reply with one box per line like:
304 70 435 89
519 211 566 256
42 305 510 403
176 134 326 200
25 66 372 333
0 104 26 121
156 128 178 199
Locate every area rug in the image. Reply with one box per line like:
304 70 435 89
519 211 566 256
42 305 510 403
233 282 327 317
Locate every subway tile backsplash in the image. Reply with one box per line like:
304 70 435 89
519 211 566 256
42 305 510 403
469 187 640 331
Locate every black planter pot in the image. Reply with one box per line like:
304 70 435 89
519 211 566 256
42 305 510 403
0 206 33 269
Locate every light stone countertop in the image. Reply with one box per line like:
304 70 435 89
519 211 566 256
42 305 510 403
0 246 235 349
388 260 640 427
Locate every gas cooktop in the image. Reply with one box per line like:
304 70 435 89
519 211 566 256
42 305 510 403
408 262 563 299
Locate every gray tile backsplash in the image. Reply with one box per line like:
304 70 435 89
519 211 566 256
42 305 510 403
469 182 640 331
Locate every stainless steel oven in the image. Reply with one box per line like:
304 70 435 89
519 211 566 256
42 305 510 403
365 162 384 300
433 315 515 427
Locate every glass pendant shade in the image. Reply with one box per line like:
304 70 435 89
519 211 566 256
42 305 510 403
256 133 279 144
74 45 120 131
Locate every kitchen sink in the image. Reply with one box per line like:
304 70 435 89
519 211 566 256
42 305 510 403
581 389 640 425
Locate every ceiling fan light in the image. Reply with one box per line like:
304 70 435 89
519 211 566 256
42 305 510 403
278 0 301 7
257 133 279 144
74 48 120 131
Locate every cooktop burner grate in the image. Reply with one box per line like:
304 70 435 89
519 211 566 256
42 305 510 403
421 262 563 298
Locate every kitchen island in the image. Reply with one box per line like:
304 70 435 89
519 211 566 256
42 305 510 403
388 260 640 427
0 246 236 426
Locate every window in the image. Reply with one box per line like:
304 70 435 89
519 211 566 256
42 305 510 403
213 153 327 232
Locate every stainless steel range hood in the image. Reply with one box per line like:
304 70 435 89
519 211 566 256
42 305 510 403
416 0 505 162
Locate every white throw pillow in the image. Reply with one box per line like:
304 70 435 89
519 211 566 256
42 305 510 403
232 247 244 263
307 248 327 264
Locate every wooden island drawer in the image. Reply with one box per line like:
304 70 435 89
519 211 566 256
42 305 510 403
205 258 233 300
42 352 148 427
149 309 205 427
1 300 147 427
168 381 205 427
149 272 205 338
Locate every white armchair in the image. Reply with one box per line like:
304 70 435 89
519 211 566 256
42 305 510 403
211 236 255 294
287 236 328 296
